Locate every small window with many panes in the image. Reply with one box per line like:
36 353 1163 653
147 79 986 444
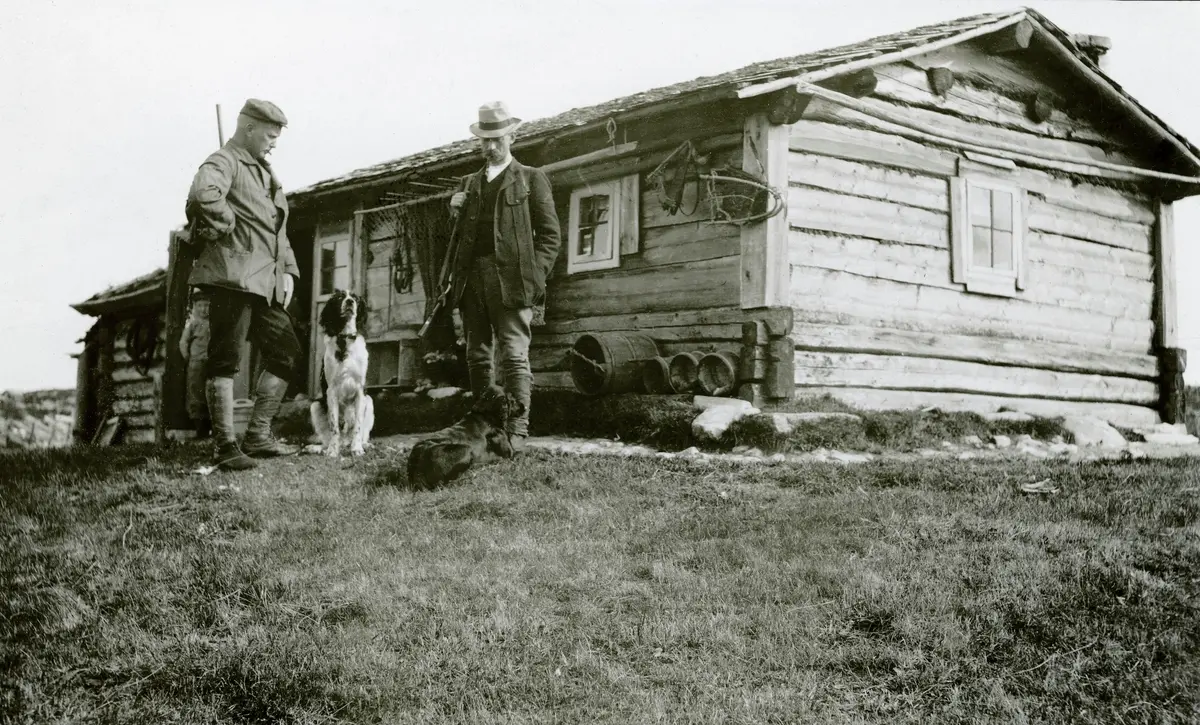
951 166 1025 297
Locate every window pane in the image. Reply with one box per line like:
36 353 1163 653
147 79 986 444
336 240 351 267
592 221 612 260
969 185 991 227
578 228 595 256
581 195 610 226
991 191 1013 232
321 244 337 272
321 268 335 295
972 226 992 267
992 231 1013 270
333 266 350 291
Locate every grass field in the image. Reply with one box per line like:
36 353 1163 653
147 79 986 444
3 440 1199 724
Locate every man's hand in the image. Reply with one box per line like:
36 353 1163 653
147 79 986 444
197 225 224 241
283 274 295 309
449 191 467 211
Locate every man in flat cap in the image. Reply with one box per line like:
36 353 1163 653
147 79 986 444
441 101 561 452
184 98 302 470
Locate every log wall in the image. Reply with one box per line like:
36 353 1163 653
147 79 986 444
786 50 1163 427
534 139 747 389
108 311 168 444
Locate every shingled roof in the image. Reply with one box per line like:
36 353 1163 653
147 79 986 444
71 267 166 317
287 7 1200 203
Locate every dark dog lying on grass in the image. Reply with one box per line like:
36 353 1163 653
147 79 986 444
406 385 526 490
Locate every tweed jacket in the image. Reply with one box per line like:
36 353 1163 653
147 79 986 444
186 141 300 305
450 159 561 310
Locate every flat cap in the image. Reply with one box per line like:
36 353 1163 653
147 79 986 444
238 98 288 127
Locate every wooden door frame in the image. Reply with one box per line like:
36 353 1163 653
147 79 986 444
307 213 363 398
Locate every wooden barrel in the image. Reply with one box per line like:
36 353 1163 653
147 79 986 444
668 352 702 393
698 351 739 396
569 333 660 396
641 356 673 394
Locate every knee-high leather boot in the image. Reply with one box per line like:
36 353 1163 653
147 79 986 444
241 370 300 458
206 377 256 470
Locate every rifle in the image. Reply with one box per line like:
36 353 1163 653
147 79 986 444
417 183 467 340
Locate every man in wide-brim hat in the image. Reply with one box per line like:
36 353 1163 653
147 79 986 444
441 101 561 452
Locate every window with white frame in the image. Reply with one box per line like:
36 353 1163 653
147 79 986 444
566 174 639 274
951 161 1027 297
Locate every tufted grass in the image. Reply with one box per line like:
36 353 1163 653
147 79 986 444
3 440 1199 724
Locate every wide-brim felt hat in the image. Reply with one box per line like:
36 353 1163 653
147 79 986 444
470 101 522 138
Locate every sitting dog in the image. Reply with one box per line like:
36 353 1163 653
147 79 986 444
310 289 375 457
406 384 524 490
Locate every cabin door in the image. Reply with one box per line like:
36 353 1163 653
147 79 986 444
308 217 359 398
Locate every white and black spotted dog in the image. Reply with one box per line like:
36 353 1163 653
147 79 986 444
310 289 375 457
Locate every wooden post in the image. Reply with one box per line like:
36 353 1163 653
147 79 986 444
153 372 166 445
95 322 115 438
739 112 790 310
163 230 194 430
1154 201 1185 423
1161 348 1187 425
764 337 795 400
73 341 90 445
1154 201 1178 349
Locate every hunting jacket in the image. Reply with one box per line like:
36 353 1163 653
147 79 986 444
186 141 300 305
450 159 561 310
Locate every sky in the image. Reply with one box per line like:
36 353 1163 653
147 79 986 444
2 0 1199 393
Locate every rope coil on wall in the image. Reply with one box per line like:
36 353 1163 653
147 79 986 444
645 139 785 225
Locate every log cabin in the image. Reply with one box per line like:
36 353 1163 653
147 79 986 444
106 7 1200 437
72 267 261 444
71 268 169 444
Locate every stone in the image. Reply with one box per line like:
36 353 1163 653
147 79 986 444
993 435 1012 449
981 411 1035 422
426 386 463 400
957 451 976 460
1142 432 1200 446
1060 415 1127 449
694 396 759 413
1048 442 1073 456
771 414 793 435
399 392 419 401
829 450 872 464
1138 422 1189 437
768 453 786 464
1124 444 1149 460
960 435 984 448
778 412 863 425
692 403 760 440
